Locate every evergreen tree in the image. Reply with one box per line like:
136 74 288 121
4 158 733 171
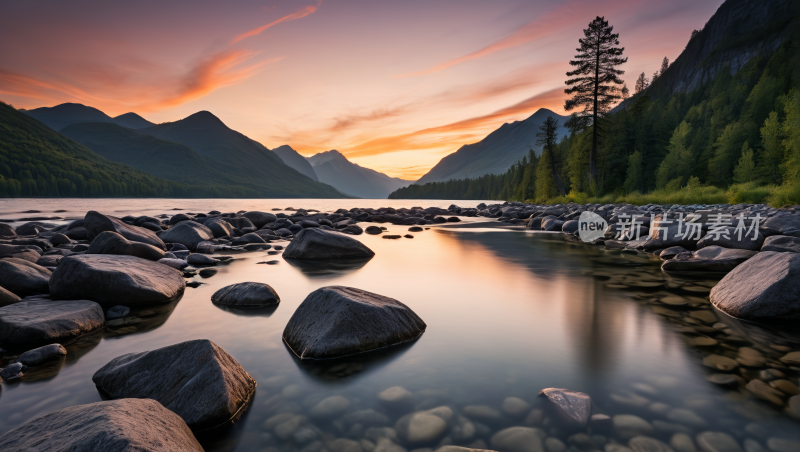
564 16 627 186
634 72 649 94
623 149 642 193
660 57 670 77
536 116 566 196
621 83 630 99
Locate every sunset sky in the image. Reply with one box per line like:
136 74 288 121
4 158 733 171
0 0 724 179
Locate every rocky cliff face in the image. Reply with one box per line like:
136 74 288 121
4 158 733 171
650 0 794 96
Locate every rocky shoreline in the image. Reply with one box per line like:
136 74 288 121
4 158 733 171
0 203 799 451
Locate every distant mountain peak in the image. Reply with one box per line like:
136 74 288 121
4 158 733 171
112 112 154 129
182 110 226 127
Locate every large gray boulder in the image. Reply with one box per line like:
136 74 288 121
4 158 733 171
764 214 800 234
0 286 21 307
0 258 52 296
642 217 701 250
283 228 375 260
160 221 214 251
710 251 800 320
761 235 800 253
661 246 757 273
204 217 234 238
92 339 257 431
283 286 426 359
49 255 185 305
0 299 104 347
211 282 280 308
697 227 764 251
87 231 165 261
243 211 278 229
0 399 203 451
84 210 165 250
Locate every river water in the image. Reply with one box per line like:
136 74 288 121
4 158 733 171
0 199 798 452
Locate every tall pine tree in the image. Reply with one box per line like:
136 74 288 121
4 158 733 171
565 16 627 186
536 116 566 196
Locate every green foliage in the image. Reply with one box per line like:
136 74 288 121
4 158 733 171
655 121 693 188
623 150 642 193
733 141 756 183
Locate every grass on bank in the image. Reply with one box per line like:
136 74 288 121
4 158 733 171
537 180 800 207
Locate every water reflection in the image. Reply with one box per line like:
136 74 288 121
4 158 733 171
283 256 373 278
287 339 419 383
103 298 182 338
214 304 279 317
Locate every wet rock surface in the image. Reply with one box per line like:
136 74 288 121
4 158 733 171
92 339 256 431
212 282 280 308
0 399 204 451
0 299 104 347
283 228 375 260
283 286 426 359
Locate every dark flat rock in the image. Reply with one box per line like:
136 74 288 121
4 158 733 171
49 255 185 305
0 258 52 296
0 399 203 451
283 228 374 260
92 339 256 431
0 299 104 347
211 282 280 308
160 221 214 251
87 231 165 261
283 286 426 360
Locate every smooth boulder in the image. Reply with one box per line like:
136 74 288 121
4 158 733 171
16 343 67 365
160 221 214 251
696 227 764 251
84 210 165 250
243 211 278 229
0 223 17 239
661 246 756 273
283 286 426 359
92 339 256 431
49 255 185 305
211 282 280 308
86 231 165 261
204 217 234 238
0 258 52 296
0 399 204 452
0 286 22 306
0 299 104 347
283 228 375 260
761 235 800 253
710 251 800 320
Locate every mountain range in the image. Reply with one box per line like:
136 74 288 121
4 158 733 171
19 104 345 197
416 108 570 184
306 150 411 199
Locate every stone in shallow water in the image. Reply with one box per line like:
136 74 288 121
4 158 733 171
283 286 426 360
0 299 104 347
614 415 654 439
106 305 130 319
0 399 203 451
160 221 214 251
538 388 592 428
212 282 280 308
310 395 351 417
92 339 256 431
84 210 165 250
16 343 66 366
666 409 706 428
503 397 532 417
702 355 738 371
283 228 374 259
745 380 784 406
696 432 743 452
396 407 452 445
629 436 676 452
671 433 698 452
767 438 800 452
49 254 185 305
378 386 414 412
779 351 800 366
490 426 545 452
0 362 24 380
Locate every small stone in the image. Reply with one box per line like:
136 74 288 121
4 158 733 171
743 439 767 452
746 380 785 405
198 268 217 278
788 395 800 418
0 362 24 380
696 432 743 452
666 409 707 428
107 305 130 319
538 388 592 428
766 438 800 452
378 386 414 412
706 374 739 386
490 427 545 452
737 348 767 367
502 397 532 416
396 408 450 445
462 405 501 422
545 437 567 452
629 436 675 452
310 395 351 418
16 343 67 366
779 352 800 366
671 433 697 452
771 379 800 395
614 415 654 439
702 355 738 371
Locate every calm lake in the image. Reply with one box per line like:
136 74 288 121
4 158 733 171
0 199 798 452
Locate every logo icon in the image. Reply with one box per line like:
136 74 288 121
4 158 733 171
578 211 608 242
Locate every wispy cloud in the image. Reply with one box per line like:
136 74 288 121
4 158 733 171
230 1 322 45
329 106 407 132
0 49 273 113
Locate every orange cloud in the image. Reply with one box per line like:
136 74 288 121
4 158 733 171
230 1 321 45
0 49 271 114
329 106 407 132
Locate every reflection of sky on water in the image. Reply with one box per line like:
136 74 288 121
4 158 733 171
0 200 798 449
